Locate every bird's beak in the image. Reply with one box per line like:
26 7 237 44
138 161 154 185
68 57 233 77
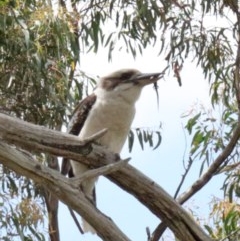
127 72 163 86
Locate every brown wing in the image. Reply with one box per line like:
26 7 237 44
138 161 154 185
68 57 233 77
61 93 97 176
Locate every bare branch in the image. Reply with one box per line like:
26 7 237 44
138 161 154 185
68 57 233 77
0 113 109 162
0 142 131 241
148 223 167 241
82 128 108 143
233 21 240 114
171 0 190 9
220 226 240 241
68 207 84 234
72 158 130 185
0 114 212 241
174 157 194 199
44 145 61 241
177 122 240 204
148 120 240 241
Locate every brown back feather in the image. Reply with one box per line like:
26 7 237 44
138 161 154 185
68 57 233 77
61 94 97 175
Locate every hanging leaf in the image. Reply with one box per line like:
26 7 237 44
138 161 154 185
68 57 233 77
153 131 162 150
136 128 144 150
128 129 134 153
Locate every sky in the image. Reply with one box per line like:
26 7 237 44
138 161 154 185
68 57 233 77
58 45 225 241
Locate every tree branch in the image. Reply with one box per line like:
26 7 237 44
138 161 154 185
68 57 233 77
149 121 240 241
174 157 194 199
0 142 130 241
0 113 212 241
43 156 60 241
177 122 240 204
72 158 130 184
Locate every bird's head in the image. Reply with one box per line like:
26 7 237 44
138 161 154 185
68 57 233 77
97 69 162 103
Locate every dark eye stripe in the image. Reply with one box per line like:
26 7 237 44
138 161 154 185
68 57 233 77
120 72 135 80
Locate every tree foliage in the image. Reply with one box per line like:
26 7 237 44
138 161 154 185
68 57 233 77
1 0 240 240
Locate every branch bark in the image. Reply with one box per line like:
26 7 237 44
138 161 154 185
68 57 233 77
0 113 212 241
0 142 130 241
43 156 60 241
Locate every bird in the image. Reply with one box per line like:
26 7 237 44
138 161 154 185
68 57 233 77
61 68 162 233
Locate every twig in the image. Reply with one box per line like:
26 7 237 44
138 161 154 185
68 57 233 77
177 123 240 204
148 223 167 241
146 227 151 240
80 128 108 144
68 207 84 234
174 157 194 199
72 158 130 185
220 226 240 241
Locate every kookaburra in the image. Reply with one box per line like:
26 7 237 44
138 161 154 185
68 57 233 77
61 69 162 233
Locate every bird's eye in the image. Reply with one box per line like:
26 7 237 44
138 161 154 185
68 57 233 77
120 72 133 80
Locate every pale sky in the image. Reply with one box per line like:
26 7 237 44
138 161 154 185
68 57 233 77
58 46 224 241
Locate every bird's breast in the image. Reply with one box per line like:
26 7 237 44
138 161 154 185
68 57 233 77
78 97 135 153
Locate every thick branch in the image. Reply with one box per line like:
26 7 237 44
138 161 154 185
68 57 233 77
43 156 60 241
149 122 240 241
0 142 130 241
0 114 212 241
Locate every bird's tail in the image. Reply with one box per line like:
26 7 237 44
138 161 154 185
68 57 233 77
82 219 96 234
81 179 97 234
71 162 98 234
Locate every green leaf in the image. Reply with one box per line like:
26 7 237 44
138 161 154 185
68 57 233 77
204 224 214 237
128 129 134 153
147 131 153 148
191 130 204 155
104 32 113 48
185 113 201 135
153 131 162 150
136 128 144 150
22 29 30 49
